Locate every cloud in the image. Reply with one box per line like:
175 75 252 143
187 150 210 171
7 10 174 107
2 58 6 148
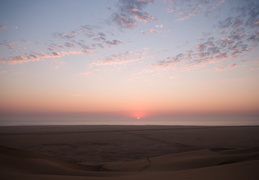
0 40 19 49
247 31 259 43
215 64 237 71
156 53 185 67
112 0 156 28
155 0 258 71
0 50 82 64
0 55 35 64
0 25 6 29
91 50 151 66
166 0 225 21
218 1 259 32
64 42 75 48
105 40 122 46
81 72 92 76
141 28 157 34
0 70 7 74
54 25 122 54
177 8 201 21
112 13 136 28
155 24 164 28
154 32 250 70
250 67 259 70
218 17 234 29
0 23 123 64
56 31 77 39
244 3 259 28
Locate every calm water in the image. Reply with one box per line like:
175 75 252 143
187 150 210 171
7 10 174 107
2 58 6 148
0 116 258 126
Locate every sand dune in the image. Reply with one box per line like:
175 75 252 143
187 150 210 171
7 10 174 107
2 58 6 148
1 125 259 179
1 145 259 180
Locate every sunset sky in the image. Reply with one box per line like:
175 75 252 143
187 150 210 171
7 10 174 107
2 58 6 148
0 0 259 120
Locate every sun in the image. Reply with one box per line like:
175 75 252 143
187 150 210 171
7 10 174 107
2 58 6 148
129 112 147 120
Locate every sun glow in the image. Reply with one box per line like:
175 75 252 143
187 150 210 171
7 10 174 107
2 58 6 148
130 112 147 119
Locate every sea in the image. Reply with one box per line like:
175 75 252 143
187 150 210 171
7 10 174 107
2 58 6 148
0 115 258 126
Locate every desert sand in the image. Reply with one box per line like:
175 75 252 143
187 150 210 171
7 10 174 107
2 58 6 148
0 125 259 180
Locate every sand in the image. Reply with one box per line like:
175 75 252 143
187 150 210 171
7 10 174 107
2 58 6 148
0 125 259 179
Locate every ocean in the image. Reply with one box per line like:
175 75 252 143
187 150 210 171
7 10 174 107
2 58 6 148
0 115 258 126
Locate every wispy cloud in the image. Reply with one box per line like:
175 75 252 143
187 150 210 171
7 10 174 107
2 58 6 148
140 28 157 34
215 64 237 71
91 50 151 66
81 71 92 76
154 31 250 70
166 0 225 21
112 0 156 28
177 8 201 21
154 0 258 71
155 24 164 28
0 50 81 64
0 24 122 64
0 70 7 74
54 25 122 54
156 53 186 67
0 25 6 29
0 40 19 49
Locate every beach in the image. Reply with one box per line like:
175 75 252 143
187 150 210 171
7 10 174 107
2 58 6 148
1 125 259 179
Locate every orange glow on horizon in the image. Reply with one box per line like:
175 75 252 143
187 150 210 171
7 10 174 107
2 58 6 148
129 112 148 119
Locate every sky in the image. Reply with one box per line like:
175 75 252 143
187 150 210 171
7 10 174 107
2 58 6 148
0 0 259 121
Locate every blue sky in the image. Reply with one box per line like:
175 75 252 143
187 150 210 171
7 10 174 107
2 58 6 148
0 0 259 118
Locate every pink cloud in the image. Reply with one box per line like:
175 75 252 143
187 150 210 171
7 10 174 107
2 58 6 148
220 38 234 47
250 67 259 70
177 8 201 21
153 0 256 73
196 44 206 51
134 13 156 23
58 50 81 56
1 23 123 65
81 72 92 76
147 29 157 33
215 66 224 71
0 25 6 29
0 50 82 64
112 13 137 28
155 24 164 28
0 70 7 74
112 0 156 28
131 8 139 12
94 57 145 65
0 40 19 49
215 53 228 60
141 28 157 34
215 64 237 71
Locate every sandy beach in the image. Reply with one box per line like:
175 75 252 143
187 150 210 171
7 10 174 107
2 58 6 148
1 125 259 179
